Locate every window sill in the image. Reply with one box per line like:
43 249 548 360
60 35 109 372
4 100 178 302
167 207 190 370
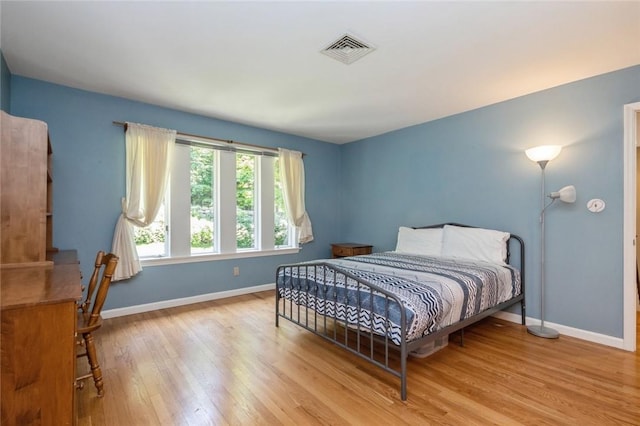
139 247 301 267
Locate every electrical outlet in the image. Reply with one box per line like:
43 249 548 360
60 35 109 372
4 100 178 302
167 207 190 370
233 266 240 276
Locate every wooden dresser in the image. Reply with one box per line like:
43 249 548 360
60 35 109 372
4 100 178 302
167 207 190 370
1 251 82 425
1 112 81 424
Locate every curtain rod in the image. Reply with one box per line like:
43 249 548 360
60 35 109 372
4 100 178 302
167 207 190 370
112 121 305 156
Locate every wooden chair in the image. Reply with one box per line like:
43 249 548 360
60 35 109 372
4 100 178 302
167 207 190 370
76 251 118 397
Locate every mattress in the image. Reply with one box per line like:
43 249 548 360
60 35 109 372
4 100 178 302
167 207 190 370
276 251 521 345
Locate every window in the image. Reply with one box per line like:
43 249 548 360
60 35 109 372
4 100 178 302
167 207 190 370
134 141 297 263
190 146 215 254
236 153 256 250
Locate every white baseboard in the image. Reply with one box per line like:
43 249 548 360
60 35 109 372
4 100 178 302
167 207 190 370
103 286 627 351
491 311 626 350
102 283 276 319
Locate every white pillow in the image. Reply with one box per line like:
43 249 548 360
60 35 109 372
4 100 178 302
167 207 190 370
395 226 442 257
441 225 509 265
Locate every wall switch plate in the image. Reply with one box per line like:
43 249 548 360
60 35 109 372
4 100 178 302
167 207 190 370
233 266 240 276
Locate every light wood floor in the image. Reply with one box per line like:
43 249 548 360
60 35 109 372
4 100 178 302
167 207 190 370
77 291 640 425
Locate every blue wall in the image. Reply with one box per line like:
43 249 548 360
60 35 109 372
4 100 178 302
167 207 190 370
10 65 640 338
341 65 640 338
10 77 342 310
0 51 11 112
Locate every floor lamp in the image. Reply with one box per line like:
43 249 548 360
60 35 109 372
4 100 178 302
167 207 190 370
525 145 576 339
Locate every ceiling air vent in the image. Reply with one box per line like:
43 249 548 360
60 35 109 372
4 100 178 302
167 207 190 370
321 34 375 65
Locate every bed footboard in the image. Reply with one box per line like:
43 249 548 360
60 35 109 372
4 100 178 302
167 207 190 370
275 262 411 400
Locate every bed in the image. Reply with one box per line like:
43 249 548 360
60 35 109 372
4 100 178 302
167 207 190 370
275 223 525 400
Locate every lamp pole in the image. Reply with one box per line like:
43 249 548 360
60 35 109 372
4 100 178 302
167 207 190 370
527 160 560 339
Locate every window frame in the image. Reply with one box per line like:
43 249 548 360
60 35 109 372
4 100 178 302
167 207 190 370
138 138 299 267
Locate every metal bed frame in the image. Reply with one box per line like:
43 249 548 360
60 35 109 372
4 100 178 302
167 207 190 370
275 223 525 401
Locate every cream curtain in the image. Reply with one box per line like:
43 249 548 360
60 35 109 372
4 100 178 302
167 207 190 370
111 123 176 281
278 148 313 244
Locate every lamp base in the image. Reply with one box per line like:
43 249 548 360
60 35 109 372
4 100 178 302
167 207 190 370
527 325 559 339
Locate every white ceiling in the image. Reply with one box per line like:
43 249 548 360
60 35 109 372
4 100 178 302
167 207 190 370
1 1 639 144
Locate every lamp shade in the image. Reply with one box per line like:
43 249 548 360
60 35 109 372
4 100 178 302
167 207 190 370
525 145 562 163
550 185 576 203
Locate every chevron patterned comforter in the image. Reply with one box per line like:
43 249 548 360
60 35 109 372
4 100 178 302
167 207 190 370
276 252 521 346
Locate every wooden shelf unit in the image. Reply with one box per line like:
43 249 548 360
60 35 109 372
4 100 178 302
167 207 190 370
0 111 55 267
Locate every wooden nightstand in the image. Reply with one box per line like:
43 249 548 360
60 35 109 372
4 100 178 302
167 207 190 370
331 243 373 258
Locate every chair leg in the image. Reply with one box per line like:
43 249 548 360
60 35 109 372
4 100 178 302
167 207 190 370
83 332 105 397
